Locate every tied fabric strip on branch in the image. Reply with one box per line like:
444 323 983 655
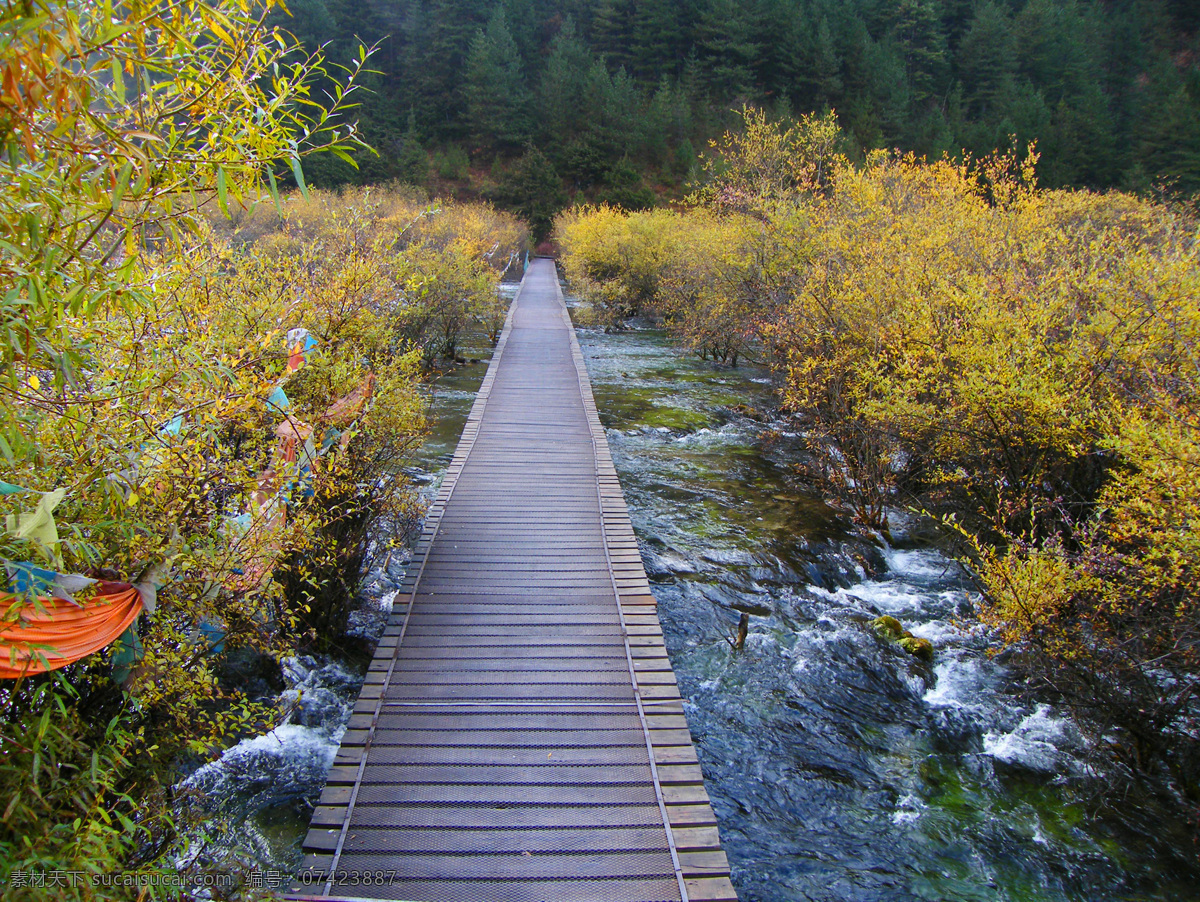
0 329 369 677
0 582 144 679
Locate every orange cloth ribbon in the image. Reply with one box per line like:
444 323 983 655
0 583 143 679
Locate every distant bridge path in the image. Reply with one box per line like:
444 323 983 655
288 258 737 902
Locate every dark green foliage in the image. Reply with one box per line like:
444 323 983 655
287 0 1200 227
956 2 1017 119
490 146 569 241
396 111 431 187
810 15 844 106
464 7 533 151
598 158 658 210
888 0 950 104
694 0 763 100
1136 64 1200 196
588 0 634 71
631 0 690 82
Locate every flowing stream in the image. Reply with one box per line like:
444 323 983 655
573 321 1198 902
186 279 1198 900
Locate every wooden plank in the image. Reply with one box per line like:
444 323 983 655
666 804 720 827
679 851 732 876
672 827 725 852
685 877 741 901
657 764 706 784
649 728 695 745
662 784 711 805
654 745 700 765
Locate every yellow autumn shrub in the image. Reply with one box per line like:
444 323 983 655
772 149 1200 780
557 108 1200 794
0 3 527 892
556 205 691 321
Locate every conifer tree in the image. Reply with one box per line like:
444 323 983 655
1139 74 1200 196
493 147 567 240
956 1 1017 119
502 0 540 68
695 0 764 101
538 18 594 147
396 109 431 185
590 0 635 71
410 0 493 140
812 15 845 106
889 0 949 105
631 0 690 82
464 6 533 151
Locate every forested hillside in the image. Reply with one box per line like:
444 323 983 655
287 0 1200 230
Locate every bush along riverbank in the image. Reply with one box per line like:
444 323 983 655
0 185 525 894
557 108 1200 877
0 183 524 894
0 5 527 890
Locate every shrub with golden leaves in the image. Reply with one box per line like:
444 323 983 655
0 3 526 893
557 107 1200 807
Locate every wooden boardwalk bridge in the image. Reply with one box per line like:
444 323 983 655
288 259 737 902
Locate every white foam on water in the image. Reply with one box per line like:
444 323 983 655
983 705 1087 774
431 388 479 402
181 654 359 822
892 793 926 825
701 548 756 567
674 422 749 447
744 631 780 652
902 672 928 696
882 546 956 580
909 618 975 645
181 722 341 812
810 580 928 618
924 656 999 710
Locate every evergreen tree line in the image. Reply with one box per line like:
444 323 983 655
287 0 1200 229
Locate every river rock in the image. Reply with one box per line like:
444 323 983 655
898 635 934 661
871 615 905 641
871 615 935 662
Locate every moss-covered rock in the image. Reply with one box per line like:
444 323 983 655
899 635 934 662
871 615 905 641
871 615 934 661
